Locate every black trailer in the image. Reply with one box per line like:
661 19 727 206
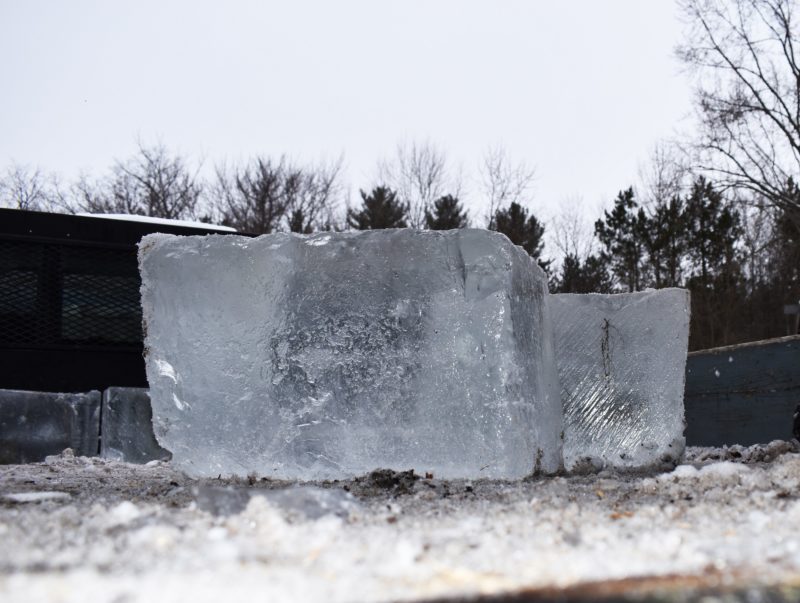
0 208 238 393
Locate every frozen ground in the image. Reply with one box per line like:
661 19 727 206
2 442 800 602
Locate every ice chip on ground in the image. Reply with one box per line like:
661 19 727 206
1 491 71 503
194 485 360 519
264 485 361 519
193 485 252 516
550 289 690 472
139 229 562 480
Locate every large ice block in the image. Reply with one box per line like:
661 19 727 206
139 229 562 480
551 289 690 472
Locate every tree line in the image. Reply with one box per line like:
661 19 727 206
551 172 800 350
2 141 796 351
3 0 800 351
0 140 549 267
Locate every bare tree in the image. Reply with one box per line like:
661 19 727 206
377 140 458 228
638 142 690 208
739 195 775 284
77 169 137 215
213 155 345 234
550 197 596 260
0 164 66 211
636 143 692 287
284 155 345 233
677 0 800 223
478 145 536 228
71 173 108 215
77 142 203 220
213 156 296 234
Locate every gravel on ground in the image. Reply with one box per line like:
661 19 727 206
2 441 800 602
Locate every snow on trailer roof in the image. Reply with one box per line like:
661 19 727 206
76 213 237 232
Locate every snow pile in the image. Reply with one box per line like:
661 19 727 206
1 443 800 602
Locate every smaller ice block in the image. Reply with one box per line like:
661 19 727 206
551 289 690 472
0 389 100 463
100 388 171 463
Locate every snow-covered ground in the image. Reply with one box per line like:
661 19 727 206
2 441 800 602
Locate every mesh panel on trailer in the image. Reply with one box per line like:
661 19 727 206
0 238 142 348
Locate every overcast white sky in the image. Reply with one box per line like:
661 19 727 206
0 0 693 223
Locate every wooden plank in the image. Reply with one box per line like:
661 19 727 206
684 335 800 446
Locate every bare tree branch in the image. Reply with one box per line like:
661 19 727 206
75 142 203 220
213 155 345 234
478 145 536 228
637 142 691 208
284 154 346 232
0 164 49 210
377 140 457 228
550 197 596 260
678 0 800 219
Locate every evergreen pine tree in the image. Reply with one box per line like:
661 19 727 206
346 186 408 230
644 195 686 288
551 253 612 294
424 194 468 230
683 176 743 348
594 188 649 292
491 202 549 269
684 176 741 286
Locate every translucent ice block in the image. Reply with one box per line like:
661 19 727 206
100 388 171 463
550 289 690 472
139 229 562 480
0 389 100 463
